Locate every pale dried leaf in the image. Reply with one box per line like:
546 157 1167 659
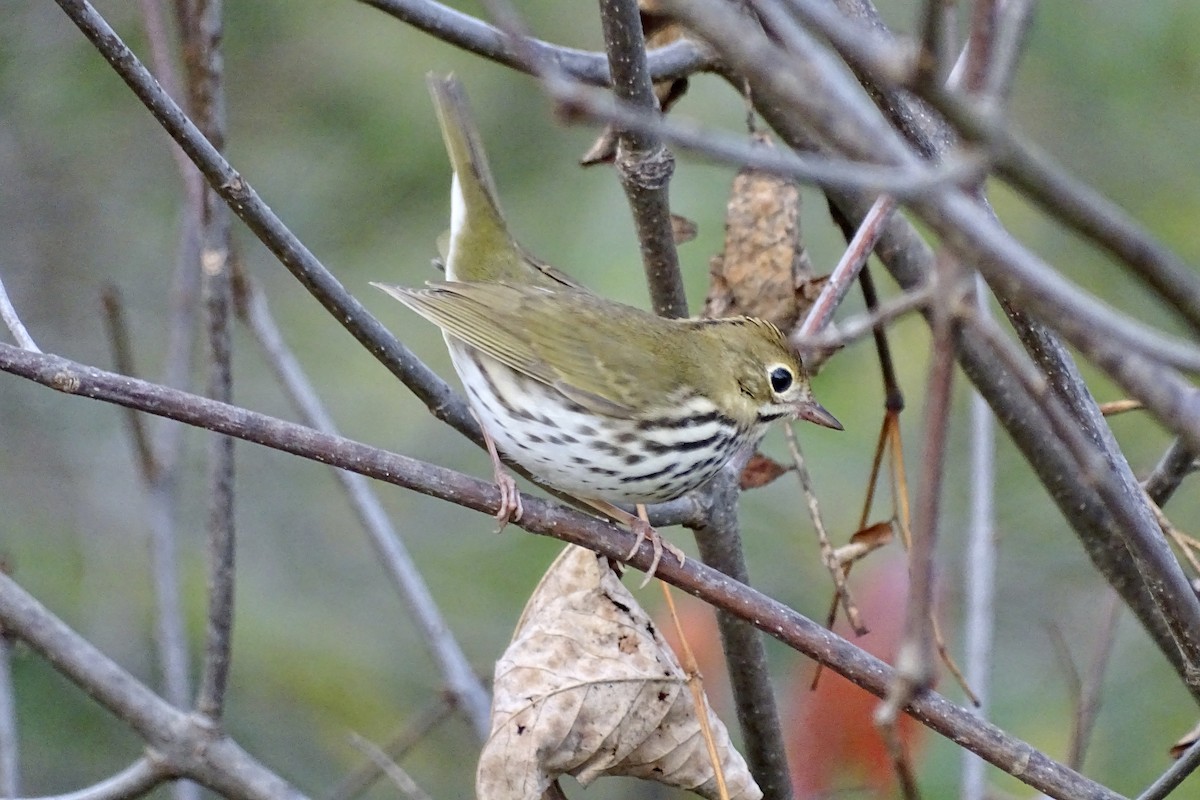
478 545 761 800
831 521 895 568
704 133 819 330
1170 719 1200 758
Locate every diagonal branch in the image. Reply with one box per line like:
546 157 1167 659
0 342 1125 800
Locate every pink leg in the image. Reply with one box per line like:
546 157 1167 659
475 413 522 531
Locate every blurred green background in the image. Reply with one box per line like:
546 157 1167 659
2 1 1200 797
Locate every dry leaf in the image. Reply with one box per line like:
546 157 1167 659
1170 719 1200 758
739 451 790 490
704 133 821 330
478 545 761 800
831 521 895 569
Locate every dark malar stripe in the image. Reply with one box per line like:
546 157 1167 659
757 410 792 424
642 427 734 456
636 409 724 431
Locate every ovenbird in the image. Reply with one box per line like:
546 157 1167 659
375 74 841 574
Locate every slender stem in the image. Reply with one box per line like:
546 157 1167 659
1144 438 1199 507
961 287 997 800
356 0 710 86
690 469 794 800
798 195 898 336
179 0 237 725
100 287 158 482
1136 737 1200 800
9 759 166 800
0 633 17 798
549 78 978 196
0 273 38 352
597 0 687 318
326 698 454 800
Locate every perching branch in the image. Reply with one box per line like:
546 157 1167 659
0 342 1124 800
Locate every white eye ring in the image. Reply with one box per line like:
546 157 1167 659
768 364 794 394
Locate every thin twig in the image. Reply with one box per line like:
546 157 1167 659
1068 592 1120 772
797 195 898 336
1136 737 1200 800
1144 438 1200 508
356 0 711 86
550 79 982 197
0 273 38 352
690 468 795 800
596 0 687 318
345 735 432 800
915 0 956 85
8 759 167 800
182 0 238 725
0 633 18 798
962 277 997 797
327 698 455 800
875 251 960 800
100 286 159 483
235 272 491 739
0 342 1128 799
784 424 865 634
794 283 932 359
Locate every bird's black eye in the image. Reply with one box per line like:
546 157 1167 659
769 365 794 394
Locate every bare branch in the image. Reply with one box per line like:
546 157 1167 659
961 279 997 800
326 699 454 800
1137 737 1200 800
12 759 166 800
356 0 710 85
0 341 1120 798
1145 438 1200 508
797 195 898 336
552 79 981 196
100 286 158 483
596 0 687 318
690 468 794 799
0 633 18 797
0 271 38 353
174 0 240 726
345 734 431 800
0 570 305 800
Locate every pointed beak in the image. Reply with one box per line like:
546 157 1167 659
795 399 843 431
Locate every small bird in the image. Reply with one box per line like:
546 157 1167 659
375 74 841 575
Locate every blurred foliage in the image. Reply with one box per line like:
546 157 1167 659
2 1 1200 798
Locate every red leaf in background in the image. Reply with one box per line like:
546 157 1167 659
784 554 928 796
